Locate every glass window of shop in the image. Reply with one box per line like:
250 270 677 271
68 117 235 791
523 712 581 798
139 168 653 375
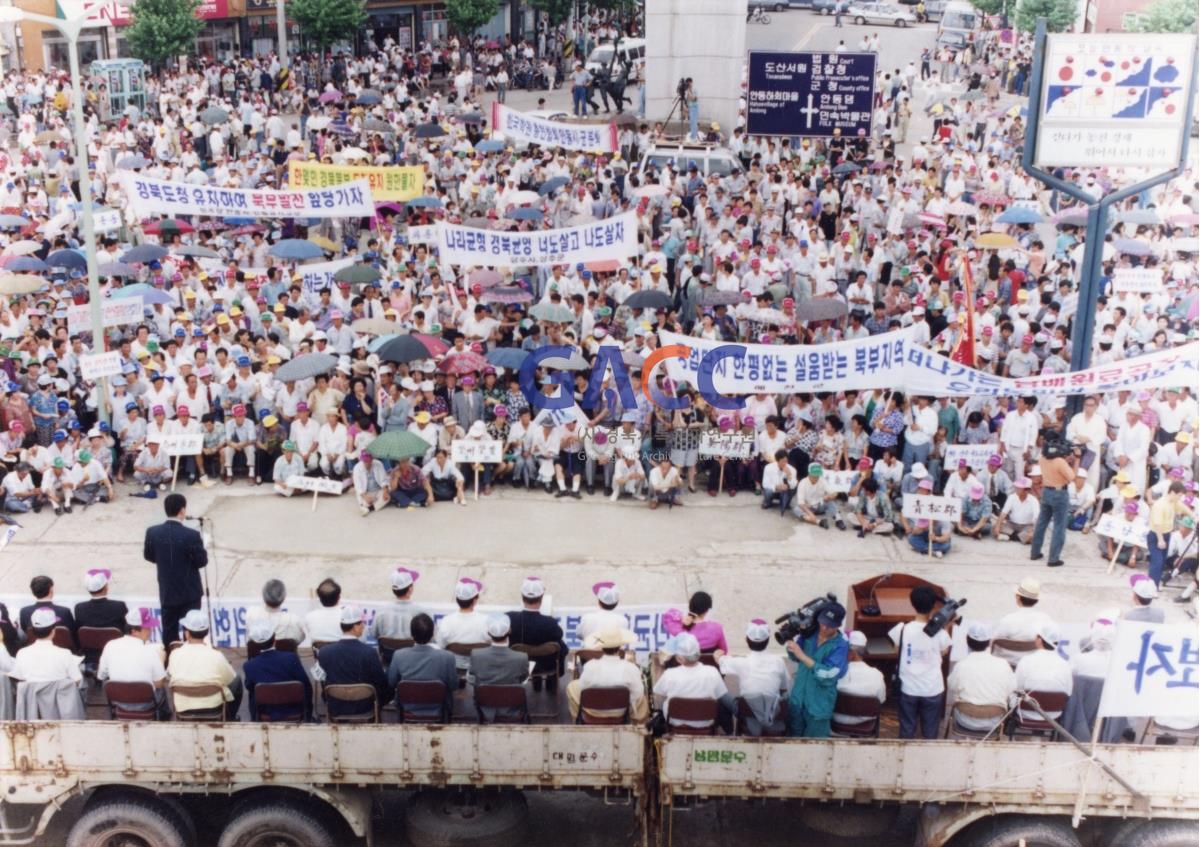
44 31 104 70
422 6 447 44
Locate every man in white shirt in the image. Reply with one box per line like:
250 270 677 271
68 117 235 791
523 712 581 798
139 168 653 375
579 582 628 642
648 456 683 508
568 627 647 722
902 395 938 473
999 396 1040 478
433 578 491 670
793 463 840 529
889 587 952 739
352 450 390 516
832 630 886 727
244 578 306 644
991 577 1054 665
761 449 798 515
11 606 83 685
946 623 1016 732
98 607 169 717
289 402 321 471
610 449 647 502
1014 624 1073 721
718 619 790 735
653 633 734 732
994 477 1039 543
303 578 346 645
942 459 979 502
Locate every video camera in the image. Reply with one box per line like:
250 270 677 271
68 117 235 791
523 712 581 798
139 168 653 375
677 77 689 99
774 593 839 644
923 597 967 636
1040 428 1078 461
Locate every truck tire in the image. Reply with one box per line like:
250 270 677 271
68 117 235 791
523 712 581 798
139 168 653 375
405 789 529 847
799 804 904 843
67 795 192 847
217 801 337 847
957 816 1082 847
1105 819 1199 847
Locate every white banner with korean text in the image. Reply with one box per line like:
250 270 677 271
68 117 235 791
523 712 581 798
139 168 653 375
69 297 144 333
295 258 355 294
1098 622 1199 718
119 173 376 219
492 102 619 153
435 212 638 268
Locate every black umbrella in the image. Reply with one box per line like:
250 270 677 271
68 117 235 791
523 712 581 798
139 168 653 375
46 249 87 270
795 299 848 323
624 290 672 310
377 334 434 364
413 123 447 139
539 176 569 196
121 244 168 264
201 106 230 126
275 353 338 382
355 90 383 105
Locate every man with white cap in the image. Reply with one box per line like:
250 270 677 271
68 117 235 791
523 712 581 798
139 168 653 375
1125 574 1164 623
945 623 1015 733
242 618 313 721
98 607 169 718
1014 623 1073 722
371 567 425 645
991 577 1054 666
223 404 258 486
10 606 83 688
317 408 350 478
610 448 646 502
569 627 647 723
718 619 790 736
166 609 242 718
654 632 735 733
434 578 491 671
469 614 530 721
507 577 567 691
1071 614 1117 679
74 568 129 641
314 605 390 719
579 582 628 642
832 631 886 730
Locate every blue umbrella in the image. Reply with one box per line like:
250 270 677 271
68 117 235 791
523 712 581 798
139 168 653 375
3 256 48 272
110 283 173 305
46 249 87 270
368 333 402 353
995 207 1043 225
1113 238 1153 257
97 262 137 277
116 154 148 169
355 90 383 105
475 139 506 153
406 196 443 208
538 176 569 196
506 207 543 222
268 239 325 260
121 244 168 264
486 347 530 370
0 215 29 229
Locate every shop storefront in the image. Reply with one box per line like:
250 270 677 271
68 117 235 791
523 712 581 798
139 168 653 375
362 2 446 50
243 0 299 58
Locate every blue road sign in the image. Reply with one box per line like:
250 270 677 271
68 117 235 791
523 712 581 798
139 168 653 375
746 51 877 138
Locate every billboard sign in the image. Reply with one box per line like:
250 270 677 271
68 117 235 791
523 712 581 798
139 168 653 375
746 50 876 138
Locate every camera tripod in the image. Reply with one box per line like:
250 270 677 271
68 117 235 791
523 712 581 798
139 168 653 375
663 79 689 138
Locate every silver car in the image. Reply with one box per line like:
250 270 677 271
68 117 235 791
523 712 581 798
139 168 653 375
848 2 917 25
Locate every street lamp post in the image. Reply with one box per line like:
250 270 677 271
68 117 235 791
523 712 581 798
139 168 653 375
0 6 108 424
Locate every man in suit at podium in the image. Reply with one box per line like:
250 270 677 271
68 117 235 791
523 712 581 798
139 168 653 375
143 493 208 645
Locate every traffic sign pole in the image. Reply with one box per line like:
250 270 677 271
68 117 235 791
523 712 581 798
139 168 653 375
1020 19 1199 423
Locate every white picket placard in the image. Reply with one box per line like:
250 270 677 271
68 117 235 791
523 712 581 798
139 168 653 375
902 492 962 523
1094 513 1149 549
699 431 755 459
451 439 503 463
79 351 124 381
161 433 204 456
286 475 345 495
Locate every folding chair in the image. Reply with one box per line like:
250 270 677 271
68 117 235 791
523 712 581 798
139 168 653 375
735 696 787 737
78 626 122 702
571 648 602 679
396 680 450 723
445 642 488 689
103 681 159 721
51 626 76 652
275 638 299 653
511 642 562 718
830 693 882 738
378 637 415 667
170 683 228 722
665 697 718 736
253 681 307 723
1139 719 1199 747
324 683 379 724
576 686 630 725
945 702 1008 740
1007 691 1069 740
475 684 530 724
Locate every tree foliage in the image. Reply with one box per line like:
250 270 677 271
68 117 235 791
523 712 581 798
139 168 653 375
1132 0 1198 33
288 0 367 51
125 0 204 67
1013 0 1075 32
444 0 500 37
529 0 572 27
970 0 1004 15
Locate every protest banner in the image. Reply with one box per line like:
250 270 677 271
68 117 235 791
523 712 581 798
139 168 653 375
492 102 619 152
451 439 503 464
93 208 122 234
286 474 345 511
1094 513 1149 549
945 443 999 472
902 493 962 523
1098 622 1199 718
295 257 355 294
287 160 424 202
120 173 375 219
79 351 124 381
1112 267 1163 294
698 431 755 460
68 297 144 333
436 212 638 267
404 225 438 244
825 470 859 494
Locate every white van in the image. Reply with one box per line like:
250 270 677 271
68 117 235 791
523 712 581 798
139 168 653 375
585 38 646 75
638 141 744 177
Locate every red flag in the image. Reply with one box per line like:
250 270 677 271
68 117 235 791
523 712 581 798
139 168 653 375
950 255 976 368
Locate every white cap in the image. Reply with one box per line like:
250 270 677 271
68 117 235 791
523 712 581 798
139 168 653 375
420 380 435 391
455 577 482 601
339 604 364 626
593 582 619 605
124 608 145 628
1016 577 1041 600
84 569 110 593
30 607 58 629
1132 577 1158 600
248 620 276 644
967 622 991 641
181 609 209 633
521 576 545 599
670 632 701 660
746 618 771 642
401 377 419 391
911 462 928 480
1037 622 1060 647
848 630 868 648
486 614 511 639
468 420 487 437
391 567 419 591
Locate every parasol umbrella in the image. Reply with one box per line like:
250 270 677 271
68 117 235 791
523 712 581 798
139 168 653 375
868 159 894 172
1053 208 1090 227
506 207 543 222
469 269 504 288
333 264 382 285
308 235 339 252
586 260 621 273
539 351 590 371
623 290 672 310
406 196 443 208
766 283 788 303
0 256 47 273
975 232 1017 249
355 89 383 105
121 244 168 264
509 190 541 206
917 212 947 229
351 317 400 335
143 218 194 236
0 215 30 230
795 298 848 323
539 176 569 196
996 207 1044 224
306 116 332 131
439 351 488 375
486 347 529 370
1116 208 1161 225
35 129 62 144
464 217 491 228
1167 212 1199 227
2 240 42 257
832 162 860 176
97 262 136 277
972 191 1010 207
175 245 220 259
229 224 266 236
700 289 741 306
116 154 148 169
456 112 484 124
621 349 644 368
200 106 229 125
376 334 435 364
630 183 669 199
530 302 575 323
481 286 532 305
1166 238 1198 253
275 353 338 382
363 430 431 462
269 239 325 260
1113 238 1153 257
413 122 447 139
318 90 343 104
110 283 173 305
340 147 370 160
945 200 978 217
368 333 402 353
0 274 47 295
364 118 394 134
475 139 506 153
753 308 793 327
46 249 86 270
412 333 450 356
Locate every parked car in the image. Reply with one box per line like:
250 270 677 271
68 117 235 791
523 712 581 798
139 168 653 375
847 2 917 25
749 0 810 8
811 0 839 12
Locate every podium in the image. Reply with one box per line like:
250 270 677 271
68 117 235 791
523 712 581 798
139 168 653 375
845 573 948 674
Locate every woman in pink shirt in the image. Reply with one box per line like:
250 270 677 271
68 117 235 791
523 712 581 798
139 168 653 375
663 591 729 654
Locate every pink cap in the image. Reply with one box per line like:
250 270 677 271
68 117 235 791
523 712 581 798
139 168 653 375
969 483 985 498
176 405 189 415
